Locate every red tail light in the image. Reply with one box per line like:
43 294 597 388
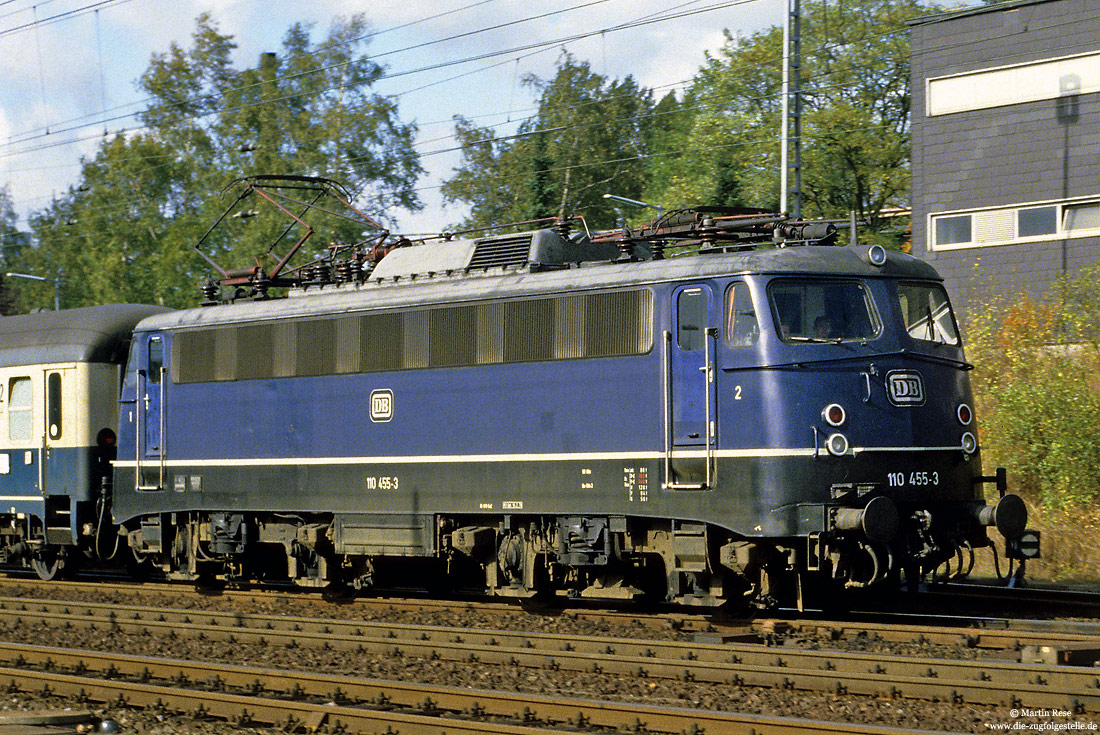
823 403 846 427
96 428 116 447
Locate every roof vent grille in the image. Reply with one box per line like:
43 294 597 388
468 233 533 270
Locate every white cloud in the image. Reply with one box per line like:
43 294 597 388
0 0 781 231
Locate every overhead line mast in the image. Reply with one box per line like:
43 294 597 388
780 0 802 218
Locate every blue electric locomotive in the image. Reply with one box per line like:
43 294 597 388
100 179 1032 606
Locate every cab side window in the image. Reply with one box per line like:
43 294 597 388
148 336 164 384
8 377 31 442
677 288 707 351
725 282 758 347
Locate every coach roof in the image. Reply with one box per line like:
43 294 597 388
0 304 171 368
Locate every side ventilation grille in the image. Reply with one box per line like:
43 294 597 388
468 233 533 270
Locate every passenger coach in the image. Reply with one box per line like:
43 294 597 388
0 304 168 579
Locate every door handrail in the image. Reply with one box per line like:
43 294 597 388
135 367 162 491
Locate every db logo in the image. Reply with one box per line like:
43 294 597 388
370 389 394 422
886 370 925 406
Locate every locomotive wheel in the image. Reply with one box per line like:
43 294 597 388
30 549 64 581
125 547 156 581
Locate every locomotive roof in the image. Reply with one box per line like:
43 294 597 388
139 240 942 332
0 303 170 367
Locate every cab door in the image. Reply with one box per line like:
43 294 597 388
135 333 166 490
666 285 716 487
142 335 165 458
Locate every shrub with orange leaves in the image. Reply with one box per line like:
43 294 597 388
966 267 1100 512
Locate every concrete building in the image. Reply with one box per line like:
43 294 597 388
909 0 1100 324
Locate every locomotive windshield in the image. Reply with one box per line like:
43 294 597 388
768 280 881 343
897 283 960 345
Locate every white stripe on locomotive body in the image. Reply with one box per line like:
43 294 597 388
111 444 966 469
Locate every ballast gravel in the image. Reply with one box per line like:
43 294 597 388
0 580 1090 734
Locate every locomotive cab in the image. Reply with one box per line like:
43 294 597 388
677 248 1032 605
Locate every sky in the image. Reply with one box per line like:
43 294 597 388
0 0 787 235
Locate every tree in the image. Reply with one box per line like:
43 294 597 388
0 187 27 314
646 0 943 243
442 54 655 231
24 13 422 309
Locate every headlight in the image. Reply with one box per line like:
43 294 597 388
827 433 850 456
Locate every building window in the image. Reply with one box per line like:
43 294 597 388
927 50 1100 117
931 197 1100 250
1018 207 1057 238
1064 202 1100 232
935 215 972 246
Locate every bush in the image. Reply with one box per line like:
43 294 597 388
966 266 1100 511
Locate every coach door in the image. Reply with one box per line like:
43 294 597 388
41 368 74 497
137 334 166 490
665 285 716 489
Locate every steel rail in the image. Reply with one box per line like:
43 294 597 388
0 577 727 633
766 615 1100 650
5 576 1097 637
1 643 959 735
0 597 1096 712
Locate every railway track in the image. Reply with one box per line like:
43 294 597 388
7 575 1100 639
0 594 1096 714
1 641 967 735
4 577 1099 654
910 579 1100 617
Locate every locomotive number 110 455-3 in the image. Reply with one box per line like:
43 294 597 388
886 471 940 488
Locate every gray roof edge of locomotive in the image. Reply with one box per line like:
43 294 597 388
0 303 171 368
135 242 942 332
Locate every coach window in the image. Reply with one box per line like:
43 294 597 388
724 282 758 347
8 378 31 442
47 373 62 440
677 288 707 351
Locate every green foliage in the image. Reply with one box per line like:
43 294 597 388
442 54 655 231
645 0 937 242
18 13 421 309
0 187 26 314
967 268 1100 510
